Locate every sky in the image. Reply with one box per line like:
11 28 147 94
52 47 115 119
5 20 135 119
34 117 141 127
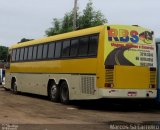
0 0 160 47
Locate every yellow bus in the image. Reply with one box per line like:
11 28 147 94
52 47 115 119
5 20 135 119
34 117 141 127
5 25 157 104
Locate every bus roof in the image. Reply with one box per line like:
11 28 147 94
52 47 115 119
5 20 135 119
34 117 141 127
10 25 105 49
9 24 153 49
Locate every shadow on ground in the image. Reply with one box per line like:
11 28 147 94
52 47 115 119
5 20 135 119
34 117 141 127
2 87 160 113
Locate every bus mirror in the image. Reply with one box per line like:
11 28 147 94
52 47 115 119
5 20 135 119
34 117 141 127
5 63 10 69
107 26 110 30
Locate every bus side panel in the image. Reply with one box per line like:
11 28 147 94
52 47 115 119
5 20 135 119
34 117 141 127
5 72 99 100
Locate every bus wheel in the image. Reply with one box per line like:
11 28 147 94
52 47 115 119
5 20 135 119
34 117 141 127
11 81 17 94
49 82 60 102
60 81 69 104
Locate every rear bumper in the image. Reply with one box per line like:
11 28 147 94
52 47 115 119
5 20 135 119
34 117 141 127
99 89 157 99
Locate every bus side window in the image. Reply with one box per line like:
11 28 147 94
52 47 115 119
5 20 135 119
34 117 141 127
20 48 24 61
33 46 38 60
28 46 33 60
37 45 43 60
78 36 89 57
48 42 55 59
24 47 28 61
88 35 99 56
12 49 16 62
55 41 62 59
62 40 70 58
70 39 79 57
15 48 20 62
43 44 48 59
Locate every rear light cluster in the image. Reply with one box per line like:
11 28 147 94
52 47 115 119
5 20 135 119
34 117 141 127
149 67 156 89
105 83 114 88
149 84 156 89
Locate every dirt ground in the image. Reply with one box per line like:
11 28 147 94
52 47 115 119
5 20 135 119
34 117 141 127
0 85 160 130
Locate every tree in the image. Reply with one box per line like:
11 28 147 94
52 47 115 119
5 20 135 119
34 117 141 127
0 46 8 61
61 12 74 33
46 18 61 36
45 0 107 36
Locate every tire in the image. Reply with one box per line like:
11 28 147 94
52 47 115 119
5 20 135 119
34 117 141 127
11 81 17 94
60 81 69 104
48 82 60 102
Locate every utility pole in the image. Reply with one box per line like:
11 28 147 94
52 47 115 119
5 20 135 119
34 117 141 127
73 0 78 30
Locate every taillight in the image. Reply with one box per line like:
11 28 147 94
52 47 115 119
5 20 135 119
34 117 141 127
149 84 156 89
105 83 113 88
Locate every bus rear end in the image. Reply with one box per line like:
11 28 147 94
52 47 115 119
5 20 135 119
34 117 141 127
99 25 157 99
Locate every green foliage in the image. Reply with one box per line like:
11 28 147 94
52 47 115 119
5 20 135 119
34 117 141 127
46 0 107 36
61 12 75 33
46 18 61 36
0 46 8 61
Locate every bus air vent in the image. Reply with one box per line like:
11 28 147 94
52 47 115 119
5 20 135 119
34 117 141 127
105 69 114 84
81 76 95 95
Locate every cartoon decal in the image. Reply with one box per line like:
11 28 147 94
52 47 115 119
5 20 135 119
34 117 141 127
139 31 153 44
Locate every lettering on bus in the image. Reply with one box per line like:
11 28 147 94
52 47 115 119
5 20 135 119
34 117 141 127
108 29 139 43
108 29 153 44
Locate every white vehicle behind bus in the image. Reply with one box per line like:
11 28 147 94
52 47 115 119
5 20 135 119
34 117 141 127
0 69 5 85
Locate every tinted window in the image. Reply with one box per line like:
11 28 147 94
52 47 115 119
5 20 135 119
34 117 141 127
20 48 24 61
37 45 43 59
88 35 98 56
16 49 20 61
33 46 37 60
62 40 70 57
43 44 48 59
28 46 33 60
12 49 16 62
24 47 28 60
78 36 89 56
55 41 62 58
48 42 55 59
70 39 78 57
